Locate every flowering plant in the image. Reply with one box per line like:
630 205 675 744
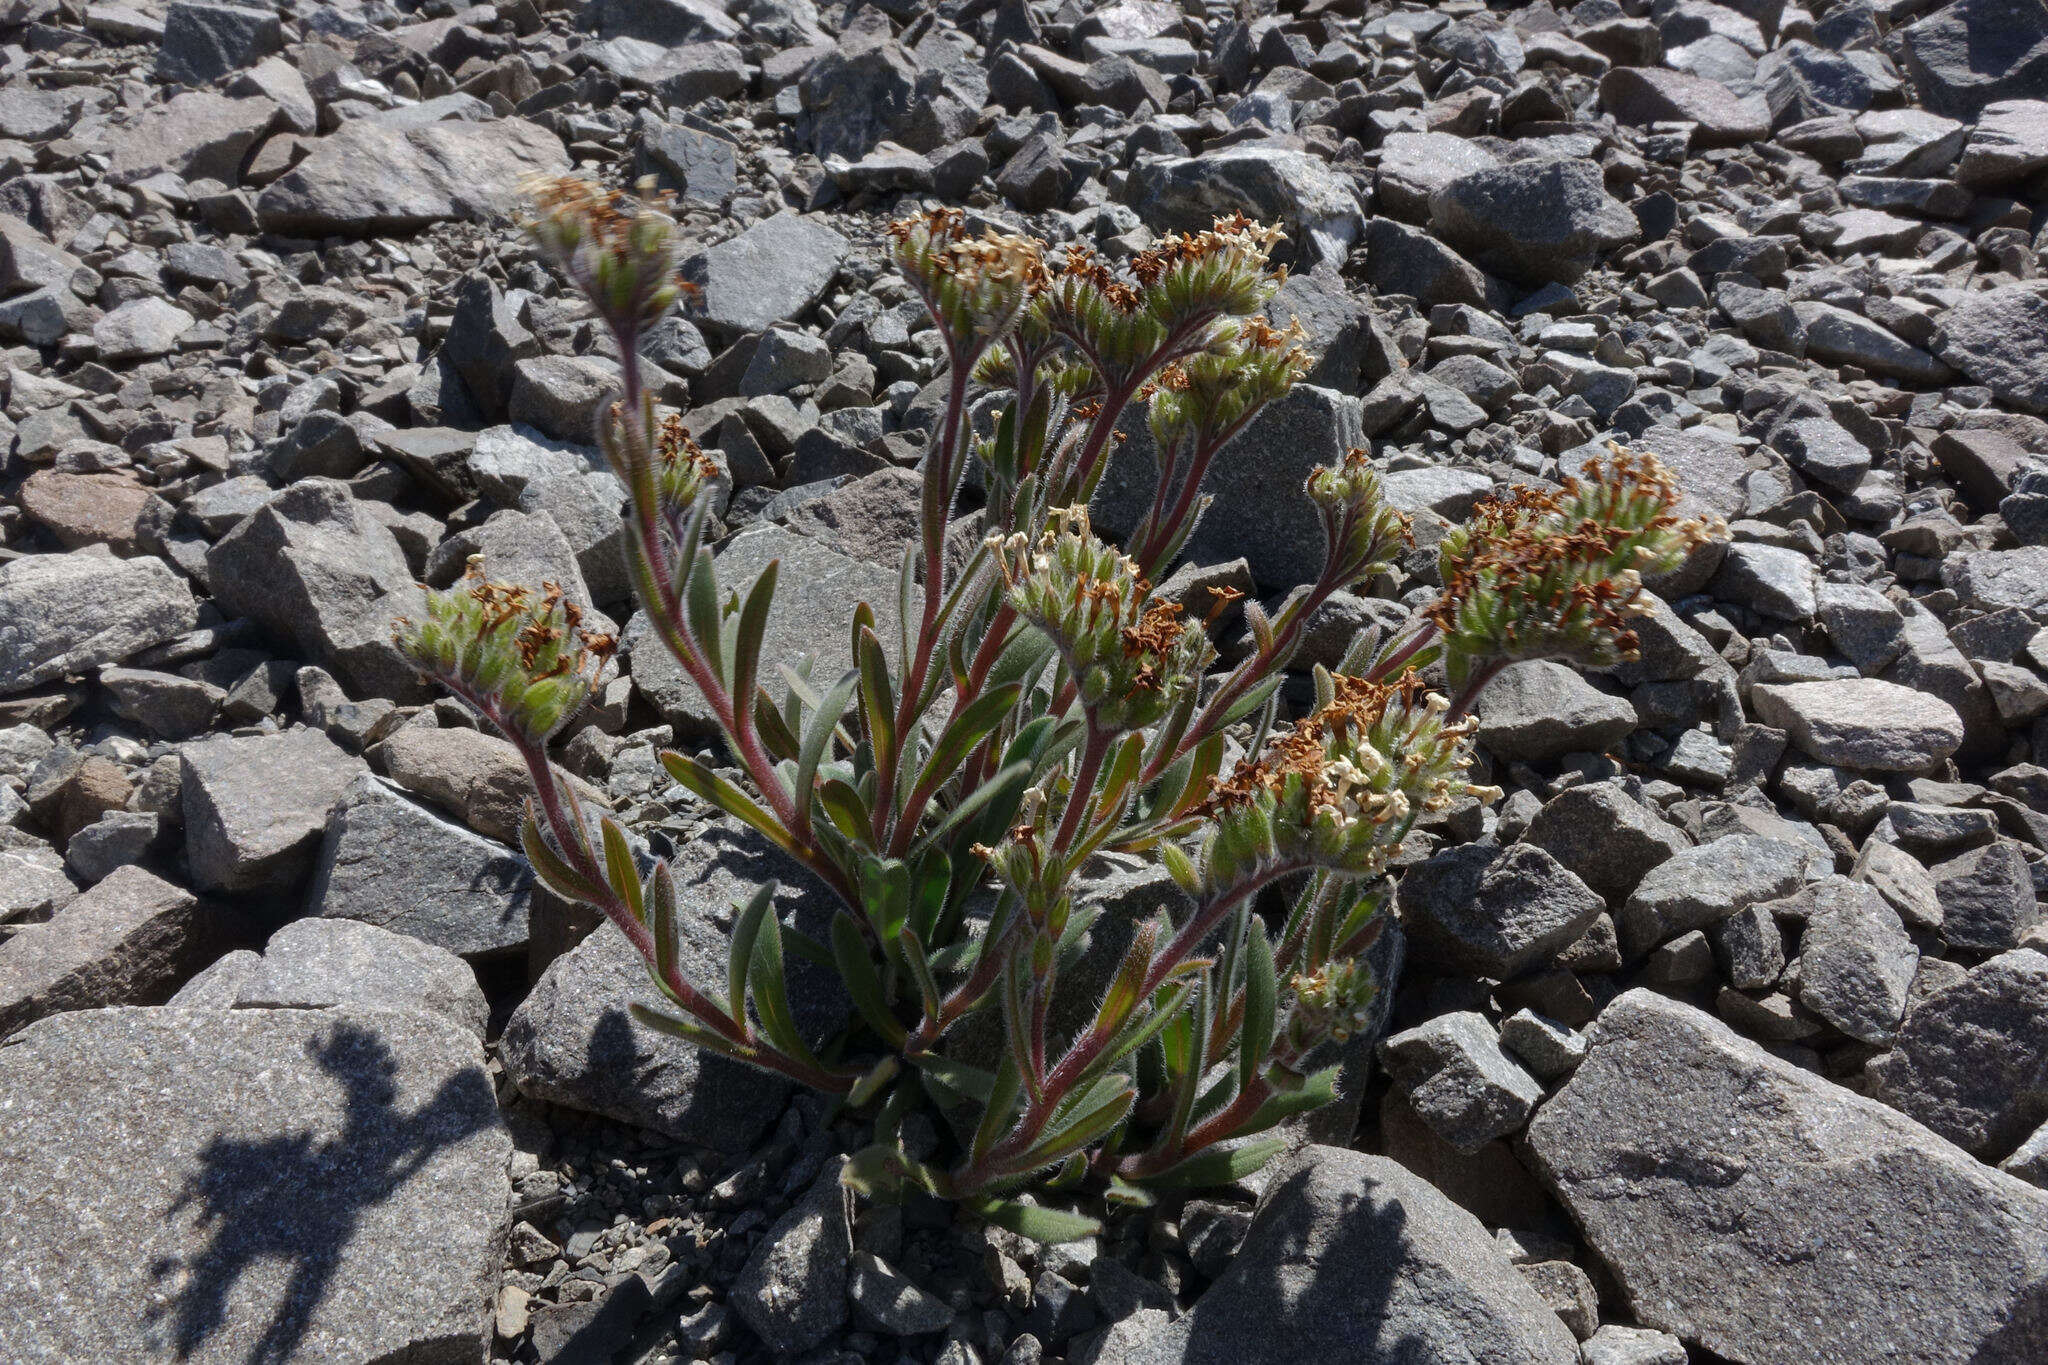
399 180 1723 1238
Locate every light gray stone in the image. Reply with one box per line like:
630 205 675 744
0 866 215 1040
0 547 198 696
257 117 570 236
1527 988 2048 1365
1752 678 1964 772
1618 834 1811 956
180 727 367 895
0 1005 509 1364
177 916 487 1038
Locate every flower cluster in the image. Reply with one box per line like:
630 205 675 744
395 561 616 744
521 176 686 342
1289 956 1381 1045
886 208 1045 364
992 508 1213 734
1307 447 1415 590
1200 673 1491 889
1430 448 1726 684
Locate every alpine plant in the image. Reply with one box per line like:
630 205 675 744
396 178 1726 1242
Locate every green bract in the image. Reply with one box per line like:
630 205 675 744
414 179 1728 1240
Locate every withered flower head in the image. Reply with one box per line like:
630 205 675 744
991 507 1213 734
1198 672 1493 888
1428 447 1727 684
522 174 684 341
395 559 613 744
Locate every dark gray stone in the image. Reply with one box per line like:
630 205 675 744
1113 1146 1578 1364
1397 843 1605 980
1474 661 1637 762
682 213 849 340
1867 949 2048 1158
497 819 847 1153
1618 834 1811 956
1429 158 1639 285
306 776 532 960
156 2 281 86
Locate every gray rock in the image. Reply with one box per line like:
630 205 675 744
100 667 225 741
1526 988 2048 1365
640 117 741 206
1581 1324 1688 1365
0 866 217 1040
1372 131 1501 223
306 775 532 960
0 547 198 696
1900 0 2048 120
373 725 606 847
1379 1011 1546 1152
498 819 846 1152
181 727 368 895
1712 542 1817 619
1795 301 1952 384
590 0 739 45
0 1005 508 1364
1397 843 1605 980
732 1155 850 1355
1474 661 1637 762
1943 546 2048 618
1867 949 2048 1158
1600 66 1769 145
177 916 488 1039
206 479 427 702
1429 158 1639 285
105 90 276 187
1362 216 1492 308
257 117 570 237
93 296 194 362
1936 284 2048 414
682 213 849 340
1095 384 1360 592
848 1253 954 1335
1795 877 1917 1044
1929 840 2041 952
1618 834 1811 956
156 2 281 85
1114 1146 1578 1364
0 841 79 923
1134 146 1365 269
1958 99 2048 187
1752 679 1964 772
1524 779 1690 901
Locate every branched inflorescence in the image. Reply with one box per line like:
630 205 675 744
398 176 1727 1241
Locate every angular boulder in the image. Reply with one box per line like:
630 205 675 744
1117 1146 1579 1364
305 775 533 960
0 1006 509 1364
205 479 427 702
0 547 197 696
1526 989 2048 1365
498 819 848 1153
256 117 569 237
0 866 219 1040
1429 158 1639 285
180 727 368 895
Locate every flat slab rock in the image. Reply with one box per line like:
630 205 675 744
1111 1145 1578 1364
0 1005 509 1364
256 116 570 236
1525 988 2048 1364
